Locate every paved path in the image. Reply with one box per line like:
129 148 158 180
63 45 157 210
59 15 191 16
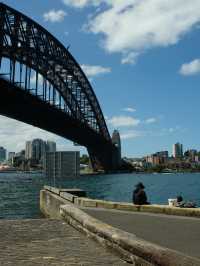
0 219 128 266
83 207 200 258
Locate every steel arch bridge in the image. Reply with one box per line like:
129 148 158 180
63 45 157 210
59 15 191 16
0 3 121 171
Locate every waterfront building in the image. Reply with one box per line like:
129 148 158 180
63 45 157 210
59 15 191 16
156 151 168 158
112 130 121 167
0 146 6 162
8 152 15 160
146 154 160 165
8 152 15 165
184 149 197 162
12 150 25 169
173 143 183 158
46 141 56 153
44 151 80 179
15 150 25 159
145 150 168 166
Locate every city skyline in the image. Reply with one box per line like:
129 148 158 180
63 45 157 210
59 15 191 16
1 1 200 157
1 137 200 160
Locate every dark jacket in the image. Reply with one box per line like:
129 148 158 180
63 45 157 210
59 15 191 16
133 188 148 205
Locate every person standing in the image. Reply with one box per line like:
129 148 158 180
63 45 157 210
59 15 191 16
132 182 149 205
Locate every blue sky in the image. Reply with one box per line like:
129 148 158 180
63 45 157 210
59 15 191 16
1 0 200 157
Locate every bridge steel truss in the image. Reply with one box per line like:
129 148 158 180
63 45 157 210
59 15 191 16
0 3 119 171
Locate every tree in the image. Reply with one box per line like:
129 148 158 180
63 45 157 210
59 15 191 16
80 154 89 165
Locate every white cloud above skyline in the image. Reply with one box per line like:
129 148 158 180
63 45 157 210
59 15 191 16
83 0 200 63
81 64 111 78
145 117 157 124
122 107 136 113
62 0 101 8
0 116 81 153
120 130 143 140
107 115 140 127
179 59 200 76
43 9 67 23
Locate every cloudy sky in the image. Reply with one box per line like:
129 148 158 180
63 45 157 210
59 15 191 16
2 0 200 157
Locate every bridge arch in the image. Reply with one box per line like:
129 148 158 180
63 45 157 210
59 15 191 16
0 3 121 171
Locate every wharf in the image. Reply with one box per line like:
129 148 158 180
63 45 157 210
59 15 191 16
40 186 200 265
0 219 128 266
84 207 200 259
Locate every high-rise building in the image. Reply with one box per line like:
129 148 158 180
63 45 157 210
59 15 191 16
46 141 56 153
25 141 32 159
173 143 183 158
112 130 121 167
44 151 80 179
25 140 56 162
32 139 46 161
0 147 6 162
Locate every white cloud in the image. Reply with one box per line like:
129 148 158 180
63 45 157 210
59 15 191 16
121 52 139 65
86 0 200 62
0 116 81 152
43 10 67 23
162 126 182 134
169 127 175 133
121 130 143 140
145 117 157 124
81 64 111 78
62 0 101 8
179 59 200 76
122 107 136 113
108 115 140 127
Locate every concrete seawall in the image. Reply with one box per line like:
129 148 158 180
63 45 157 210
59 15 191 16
40 186 200 266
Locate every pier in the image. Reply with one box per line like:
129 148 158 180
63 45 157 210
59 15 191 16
39 186 200 265
0 186 200 265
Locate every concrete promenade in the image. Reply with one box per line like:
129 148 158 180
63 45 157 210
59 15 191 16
83 207 200 259
0 219 128 266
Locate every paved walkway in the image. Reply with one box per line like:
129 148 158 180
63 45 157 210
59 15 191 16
83 207 200 258
0 219 128 266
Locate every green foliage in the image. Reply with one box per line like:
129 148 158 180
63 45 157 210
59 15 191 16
80 154 89 165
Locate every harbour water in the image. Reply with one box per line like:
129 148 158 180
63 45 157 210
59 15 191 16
0 172 199 219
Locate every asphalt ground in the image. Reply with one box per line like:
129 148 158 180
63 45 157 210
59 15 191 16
83 207 200 258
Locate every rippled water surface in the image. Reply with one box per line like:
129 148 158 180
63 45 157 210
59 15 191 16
0 172 199 219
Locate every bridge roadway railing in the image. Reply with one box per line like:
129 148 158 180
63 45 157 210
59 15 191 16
40 186 200 266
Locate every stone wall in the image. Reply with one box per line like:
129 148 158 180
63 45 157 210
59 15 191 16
43 185 200 218
40 186 200 266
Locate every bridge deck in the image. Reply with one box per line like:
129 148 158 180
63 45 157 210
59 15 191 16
83 207 200 259
0 219 128 266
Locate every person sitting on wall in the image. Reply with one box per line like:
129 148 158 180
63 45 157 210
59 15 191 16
132 182 150 205
175 195 196 208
